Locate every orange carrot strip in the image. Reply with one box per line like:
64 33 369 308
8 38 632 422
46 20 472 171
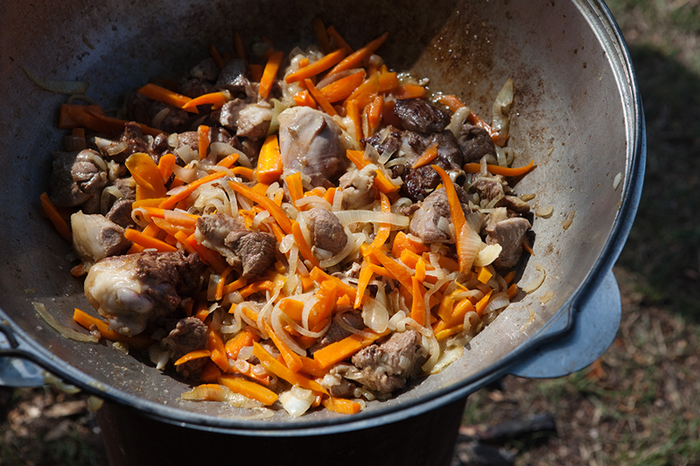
233 30 248 61
198 362 222 382
309 267 357 301
39 192 72 242
345 149 399 193
293 90 318 108
345 72 379 109
299 356 329 378
219 375 278 405
216 153 239 168
286 49 347 83
415 257 427 283
313 331 387 369
182 91 230 110
382 99 403 128
353 261 374 309
224 328 258 359
475 290 493 316
437 94 466 112
365 94 384 136
58 104 160 137
159 171 227 210
124 228 177 252
378 70 399 93
391 231 429 257
262 320 303 373
73 308 151 348
367 246 412 290
432 165 471 272
253 342 327 394
329 32 388 75
239 280 274 298
222 276 248 295
285 171 304 207
292 221 320 268
319 71 365 103
370 191 392 249
259 50 284 99
411 276 428 326
125 152 168 199
197 125 210 160
228 180 293 234
326 26 353 54
305 78 337 116
137 83 197 114
215 266 235 301
279 298 305 322
313 17 333 54
413 142 439 169
322 396 362 415
185 233 228 274
463 160 536 177
345 99 362 141
231 166 256 180
507 283 519 299
307 279 338 330
208 328 229 371
174 349 212 366
476 266 493 284
392 83 427 100
157 153 177 182
256 134 284 184
209 42 225 69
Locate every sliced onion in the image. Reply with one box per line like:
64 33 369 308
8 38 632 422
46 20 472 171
361 298 389 333
492 78 514 145
333 210 409 228
100 185 123 215
271 308 306 356
447 106 471 138
522 263 546 294
295 196 332 210
420 332 441 373
33 302 98 343
209 142 236 157
473 243 502 267
21 66 89 94
535 205 554 218
316 68 365 89
171 164 199 184
457 223 482 271
279 386 315 417
175 145 197 164
482 291 510 315
279 234 295 254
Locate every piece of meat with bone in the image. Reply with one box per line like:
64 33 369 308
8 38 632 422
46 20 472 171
409 186 471 244
70 211 132 268
84 251 206 337
162 317 209 377
485 217 531 269
393 99 451 134
302 207 347 254
195 213 277 278
49 149 108 208
458 122 497 163
278 106 348 187
338 165 377 210
351 329 423 394
235 101 273 140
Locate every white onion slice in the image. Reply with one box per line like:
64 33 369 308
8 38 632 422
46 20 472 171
333 210 409 228
361 298 389 333
473 243 502 267
522 263 546 294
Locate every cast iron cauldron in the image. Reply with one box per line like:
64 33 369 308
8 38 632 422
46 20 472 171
0 0 644 463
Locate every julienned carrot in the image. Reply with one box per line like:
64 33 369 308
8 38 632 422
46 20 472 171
432 165 472 272
475 290 493 316
313 330 387 369
319 71 365 103
126 152 167 199
209 43 225 69
391 231 429 257
174 349 212 366
345 72 379 109
279 298 304 321
366 246 413 291
476 266 493 284
392 83 427 100
411 276 428 326
159 171 227 210
208 328 229 371
307 279 338 330
219 375 278 405
415 258 427 283
253 342 327 394
305 78 337 116
259 50 284 99
198 125 210 160
256 134 284 184
137 83 197 114
285 171 304 207
322 396 362 415
437 94 466 112
230 166 256 180
377 69 399 93
185 233 229 274
365 94 384 136
215 265 234 301
39 192 72 242
313 17 333 54
157 153 177 182
262 320 303 373
354 261 373 309
293 90 318 108
286 48 347 83
345 99 362 141
370 191 392 249
345 149 399 193
224 328 257 359
228 180 293 234
413 142 439 169
216 153 239 168
124 228 178 252
299 356 328 378
72 308 151 348
329 32 388 75
292 221 321 269
239 280 274 298
463 160 536 177
222 276 248 295
309 267 357 301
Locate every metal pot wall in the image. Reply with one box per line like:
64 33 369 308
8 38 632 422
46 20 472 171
0 0 643 436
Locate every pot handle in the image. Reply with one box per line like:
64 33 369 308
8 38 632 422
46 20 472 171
0 323 50 387
506 268 621 378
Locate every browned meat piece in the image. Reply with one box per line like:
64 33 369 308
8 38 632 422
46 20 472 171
105 198 136 229
309 312 364 354
175 131 199 153
70 211 132 268
485 217 531 269
495 195 531 214
195 214 277 278
458 122 496 163
320 366 358 398
402 131 464 202
409 186 470 244
338 165 377 210
49 149 108 208
163 317 209 377
114 177 137 200
216 59 257 99
303 207 347 254
278 107 348 187
351 329 422 394
236 102 273 140
218 98 247 132
178 78 216 99
394 99 451 133
471 175 506 202
84 251 206 336
362 126 402 156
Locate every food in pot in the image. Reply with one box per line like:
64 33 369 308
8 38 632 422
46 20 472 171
41 23 535 417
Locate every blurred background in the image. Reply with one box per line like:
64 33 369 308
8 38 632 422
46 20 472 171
1 1 698 464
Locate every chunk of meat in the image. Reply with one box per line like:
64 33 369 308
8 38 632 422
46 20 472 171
303 207 347 254
105 198 136 229
495 195 531 214
471 175 506 202
49 149 108 208
178 77 216 99
278 107 348 187
320 365 358 398
362 126 402 157
485 217 531 269
409 186 470 244
162 317 209 377
458 122 496 163
351 329 422 394
394 99 451 133
195 213 277 278
84 251 206 336
402 131 464 202
236 102 273 140
338 165 377 210
71 211 132 268
218 98 248 132
216 59 257 99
